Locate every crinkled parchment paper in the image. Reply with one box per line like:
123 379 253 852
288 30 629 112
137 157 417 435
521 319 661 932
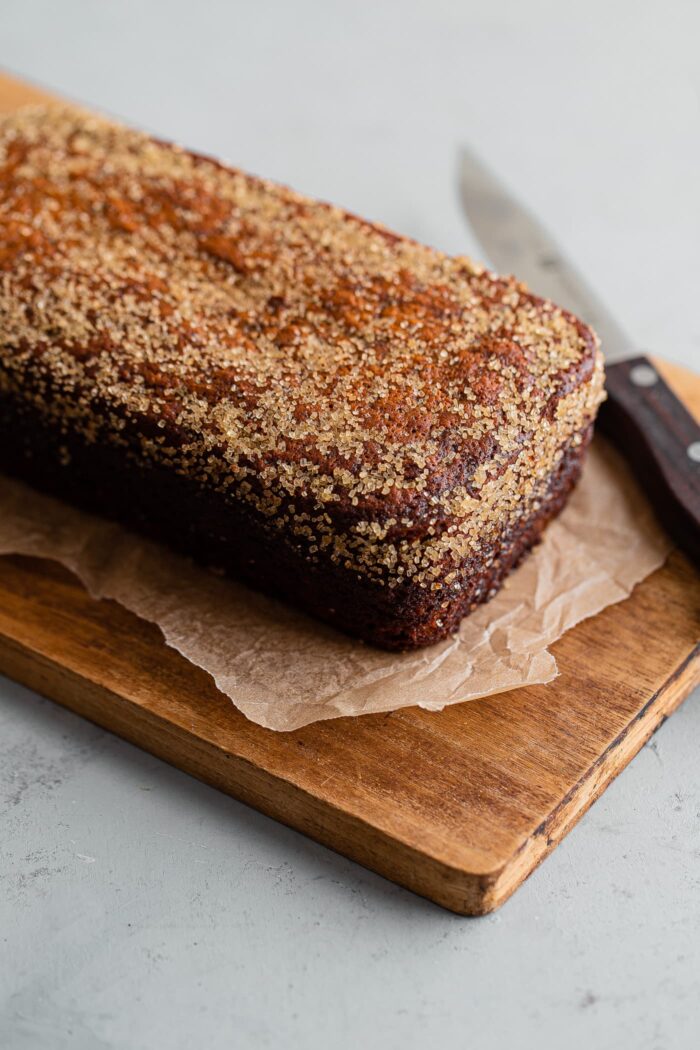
0 438 669 731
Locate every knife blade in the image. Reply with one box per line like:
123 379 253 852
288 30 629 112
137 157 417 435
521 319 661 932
457 146 700 564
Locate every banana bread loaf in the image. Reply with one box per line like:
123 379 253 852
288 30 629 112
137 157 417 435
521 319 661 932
0 105 605 650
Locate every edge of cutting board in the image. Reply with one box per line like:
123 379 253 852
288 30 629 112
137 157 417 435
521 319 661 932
0 548 696 915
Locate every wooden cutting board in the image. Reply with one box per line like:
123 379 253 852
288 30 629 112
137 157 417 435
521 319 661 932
1 72 698 915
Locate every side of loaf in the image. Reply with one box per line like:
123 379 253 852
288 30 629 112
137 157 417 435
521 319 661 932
0 105 605 650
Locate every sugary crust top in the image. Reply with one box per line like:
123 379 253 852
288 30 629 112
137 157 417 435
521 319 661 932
0 105 603 585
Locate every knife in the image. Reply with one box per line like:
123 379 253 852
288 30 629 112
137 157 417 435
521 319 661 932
457 146 700 566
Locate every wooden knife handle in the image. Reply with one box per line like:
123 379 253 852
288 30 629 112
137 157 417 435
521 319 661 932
597 355 700 565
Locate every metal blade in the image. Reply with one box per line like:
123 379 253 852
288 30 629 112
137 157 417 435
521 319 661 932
458 146 633 362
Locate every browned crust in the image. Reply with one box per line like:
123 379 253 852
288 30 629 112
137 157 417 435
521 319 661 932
0 105 605 647
0 396 591 650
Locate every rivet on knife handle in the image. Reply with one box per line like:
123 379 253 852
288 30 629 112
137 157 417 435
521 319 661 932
598 355 700 565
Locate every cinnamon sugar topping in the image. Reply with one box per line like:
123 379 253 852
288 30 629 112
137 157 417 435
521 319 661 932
0 105 605 588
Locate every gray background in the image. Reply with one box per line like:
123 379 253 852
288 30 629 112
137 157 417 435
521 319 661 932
1 1 698 1047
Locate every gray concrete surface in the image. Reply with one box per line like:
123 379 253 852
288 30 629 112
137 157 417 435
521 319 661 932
0 2 698 1047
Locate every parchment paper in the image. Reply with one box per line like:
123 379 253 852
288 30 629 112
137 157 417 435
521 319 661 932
0 438 669 731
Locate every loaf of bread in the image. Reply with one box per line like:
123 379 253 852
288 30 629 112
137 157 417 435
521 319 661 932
0 105 604 650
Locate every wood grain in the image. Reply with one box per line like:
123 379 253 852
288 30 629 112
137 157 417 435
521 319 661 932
0 71 698 914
